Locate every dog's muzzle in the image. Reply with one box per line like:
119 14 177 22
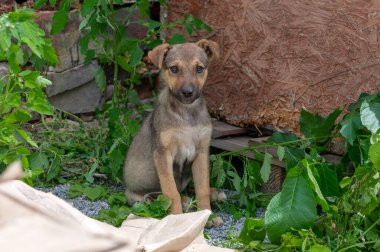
176 84 200 104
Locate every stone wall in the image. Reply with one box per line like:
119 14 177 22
35 10 102 114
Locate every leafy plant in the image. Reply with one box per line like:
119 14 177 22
0 8 58 183
96 192 172 227
234 91 380 251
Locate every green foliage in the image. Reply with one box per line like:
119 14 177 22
232 91 380 251
96 193 171 227
260 153 272 183
265 168 317 244
210 154 266 215
360 100 380 134
300 107 341 148
0 8 57 180
239 218 266 244
66 183 170 227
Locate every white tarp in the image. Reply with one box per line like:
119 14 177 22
0 162 236 252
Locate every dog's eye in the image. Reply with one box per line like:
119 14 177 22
169 66 179 74
196 66 204 74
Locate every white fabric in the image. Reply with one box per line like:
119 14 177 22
0 164 236 252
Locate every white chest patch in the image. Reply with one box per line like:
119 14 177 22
166 126 212 165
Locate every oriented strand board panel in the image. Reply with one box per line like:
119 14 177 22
166 0 380 132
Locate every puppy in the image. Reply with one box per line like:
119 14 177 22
123 39 223 226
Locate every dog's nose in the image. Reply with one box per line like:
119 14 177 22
181 85 194 97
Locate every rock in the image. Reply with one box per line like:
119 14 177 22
36 10 83 72
116 7 148 40
46 61 99 97
0 62 8 84
48 79 103 114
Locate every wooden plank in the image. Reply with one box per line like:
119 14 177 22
211 136 285 167
212 120 249 138
211 136 251 152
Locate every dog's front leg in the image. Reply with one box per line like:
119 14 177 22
193 143 224 227
192 148 211 211
153 150 182 214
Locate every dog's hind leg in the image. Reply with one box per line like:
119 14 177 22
125 189 144 206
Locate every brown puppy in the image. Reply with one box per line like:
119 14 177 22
123 39 222 226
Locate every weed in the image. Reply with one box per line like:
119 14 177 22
213 91 380 251
0 8 58 184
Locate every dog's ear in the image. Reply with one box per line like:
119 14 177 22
196 39 220 62
148 43 171 69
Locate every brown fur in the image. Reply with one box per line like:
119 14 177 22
123 40 223 226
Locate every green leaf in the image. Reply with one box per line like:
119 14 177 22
169 34 186 45
277 146 285 161
29 152 49 170
42 43 59 65
81 0 97 17
260 153 272 183
318 164 340 197
15 129 38 148
340 112 363 145
212 156 226 188
95 66 106 93
369 143 380 170
4 109 32 123
268 132 300 144
34 0 48 9
304 160 330 212
0 28 11 52
51 9 68 35
309 245 331 252
150 194 172 217
265 169 317 244
46 155 60 181
49 0 58 7
84 49 95 64
8 44 21 74
348 92 372 112
36 76 52 86
137 0 150 18
239 218 266 244
300 108 341 140
227 170 241 192
84 185 108 201
129 44 144 67
108 193 127 206
67 184 85 198
339 176 352 189
360 100 380 134
148 20 161 30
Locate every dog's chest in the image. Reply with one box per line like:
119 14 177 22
160 126 212 164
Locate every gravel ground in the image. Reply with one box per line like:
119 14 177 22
38 184 110 217
39 184 264 247
206 208 266 247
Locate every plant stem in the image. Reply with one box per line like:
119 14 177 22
109 0 120 105
218 134 340 157
337 240 377 252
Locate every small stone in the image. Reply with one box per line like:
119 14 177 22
48 79 103 114
0 62 8 84
36 10 83 72
46 61 99 97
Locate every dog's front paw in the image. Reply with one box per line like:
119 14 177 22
170 201 183 214
210 188 227 202
206 216 223 228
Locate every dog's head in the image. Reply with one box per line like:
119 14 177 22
148 39 219 104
